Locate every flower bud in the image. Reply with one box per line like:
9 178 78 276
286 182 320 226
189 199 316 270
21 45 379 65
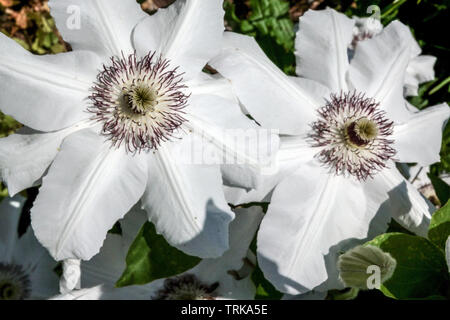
337 245 396 290
59 259 81 294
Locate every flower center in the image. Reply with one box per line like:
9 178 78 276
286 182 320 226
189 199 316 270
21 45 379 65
309 91 395 180
125 83 158 114
153 274 218 300
345 117 379 147
89 52 189 153
0 263 31 300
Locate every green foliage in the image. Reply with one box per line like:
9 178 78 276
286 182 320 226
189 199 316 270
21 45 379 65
251 265 283 300
367 233 448 299
225 0 295 74
428 200 450 250
326 288 360 300
116 221 201 287
28 14 65 54
428 173 450 205
0 112 21 138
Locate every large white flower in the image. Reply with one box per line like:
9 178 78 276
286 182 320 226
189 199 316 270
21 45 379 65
211 8 450 294
351 16 436 97
0 0 273 261
52 206 263 300
0 196 59 300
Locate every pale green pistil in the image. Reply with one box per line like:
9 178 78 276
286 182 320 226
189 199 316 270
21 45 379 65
126 84 157 114
345 117 379 148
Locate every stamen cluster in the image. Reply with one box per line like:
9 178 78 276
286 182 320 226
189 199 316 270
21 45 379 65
153 274 218 300
309 91 396 180
0 263 31 300
88 52 189 153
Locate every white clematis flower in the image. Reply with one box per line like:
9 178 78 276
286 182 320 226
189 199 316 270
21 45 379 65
0 0 273 261
211 8 450 294
0 196 59 300
52 206 263 300
351 16 436 97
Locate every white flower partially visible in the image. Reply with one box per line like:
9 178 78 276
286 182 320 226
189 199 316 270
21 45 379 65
0 196 59 300
0 0 275 262
446 236 450 273
52 206 263 300
398 164 440 206
351 16 436 97
211 8 450 294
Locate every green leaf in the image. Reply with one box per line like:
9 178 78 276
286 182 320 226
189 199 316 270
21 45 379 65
367 233 448 299
116 221 201 287
428 173 450 205
224 0 295 74
251 265 283 300
428 200 450 250
327 288 360 300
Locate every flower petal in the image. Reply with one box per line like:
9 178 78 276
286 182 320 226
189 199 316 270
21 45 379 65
210 32 317 135
404 55 436 97
393 103 450 166
49 0 146 57
51 284 150 300
133 0 224 80
12 227 59 299
31 128 148 261
191 206 262 299
295 8 355 92
376 165 434 236
348 21 415 121
257 161 389 294
224 135 316 205
0 124 88 196
80 234 126 288
446 237 450 273
119 204 148 252
187 73 238 104
186 93 279 190
0 33 100 131
142 140 234 258
0 195 24 262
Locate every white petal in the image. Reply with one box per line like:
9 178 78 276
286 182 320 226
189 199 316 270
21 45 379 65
283 290 327 300
142 140 234 258
80 234 126 288
49 0 146 57
192 206 263 299
187 73 238 104
119 204 148 252
0 124 88 196
0 33 100 131
295 8 355 92
224 135 316 205
404 55 436 97
140 206 263 300
60 259 81 294
186 93 279 190
51 285 104 300
12 227 59 299
133 0 224 80
393 103 450 166
376 165 434 236
446 237 450 273
257 161 389 294
348 21 415 121
31 128 148 260
210 32 317 135
51 284 150 300
0 195 25 262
